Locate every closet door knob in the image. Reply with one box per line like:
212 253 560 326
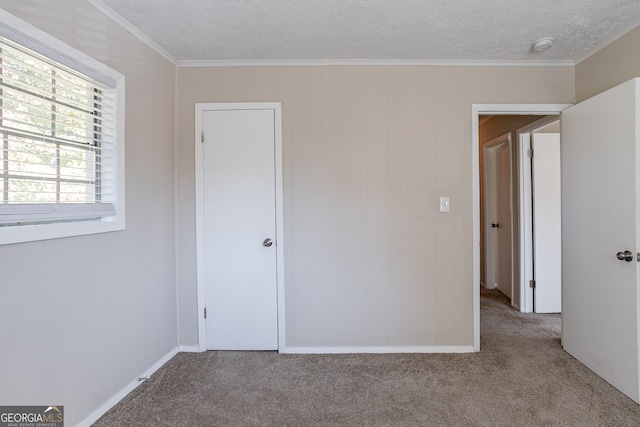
616 250 634 262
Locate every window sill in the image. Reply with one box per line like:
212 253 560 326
0 216 125 246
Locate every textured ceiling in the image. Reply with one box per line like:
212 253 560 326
96 0 640 63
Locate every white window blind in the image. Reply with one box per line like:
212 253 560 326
0 37 117 226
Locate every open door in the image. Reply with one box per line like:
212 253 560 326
517 119 562 314
562 78 640 402
531 129 562 313
483 133 514 299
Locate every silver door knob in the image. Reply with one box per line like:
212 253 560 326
263 238 273 247
616 250 633 262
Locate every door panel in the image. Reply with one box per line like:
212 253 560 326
562 78 639 402
484 134 513 299
203 109 278 350
484 147 497 290
494 141 513 299
532 133 562 313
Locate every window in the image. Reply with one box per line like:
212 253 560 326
0 39 116 220
0 10 124 245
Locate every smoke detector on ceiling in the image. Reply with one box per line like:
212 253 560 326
532 37 555 52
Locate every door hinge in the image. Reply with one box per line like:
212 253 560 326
201 130 205 143
529 280 536 289
527 149 534 158
204 307 207 319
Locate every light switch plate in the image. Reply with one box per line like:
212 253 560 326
440 197 450 213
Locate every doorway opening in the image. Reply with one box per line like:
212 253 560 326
471 104 571 351
481 130 517 304
479 115 562 313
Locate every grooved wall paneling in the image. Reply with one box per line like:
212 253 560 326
177 65 575 348
576 28 640 102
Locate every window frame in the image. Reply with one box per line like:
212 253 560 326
0 9 125 246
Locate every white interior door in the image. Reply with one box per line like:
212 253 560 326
562 78 640 402
531 132 562 313
484 134 514 299
518 130 535 313
202 108 278 350
484 147 497 290
495 141 513 300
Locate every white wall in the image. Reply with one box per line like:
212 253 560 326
0 1 177 425
177 66 575 349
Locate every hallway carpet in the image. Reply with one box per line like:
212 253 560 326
94 289 640 426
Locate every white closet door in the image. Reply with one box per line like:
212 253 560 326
203 108 278 350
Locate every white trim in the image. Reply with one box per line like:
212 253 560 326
178 58 575 68
194 102 285 353
0 9 118 86
472 104 571 352
179 345 201 353
86 0 178 65
80 1 640 69
283 346 475 354
473 105 572 116
472 110 481 352
273 106 286 352
574 17 640 65
76 347 178 427
195 104 206 351
0 203 116 225
173 63 182 350
518 131 534 313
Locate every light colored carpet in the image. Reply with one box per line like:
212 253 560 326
94 289 640 426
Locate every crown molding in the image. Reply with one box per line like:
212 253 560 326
574 16 640 65
89 0 640 68
86 0 177 65
177 58 575 68
92 0 640 69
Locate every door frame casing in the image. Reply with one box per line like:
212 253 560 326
194 102 285 352
471 104 571 351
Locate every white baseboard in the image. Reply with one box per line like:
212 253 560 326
282 345 475 354
76 347 179 427
481 281 496 290
75 343 474 425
